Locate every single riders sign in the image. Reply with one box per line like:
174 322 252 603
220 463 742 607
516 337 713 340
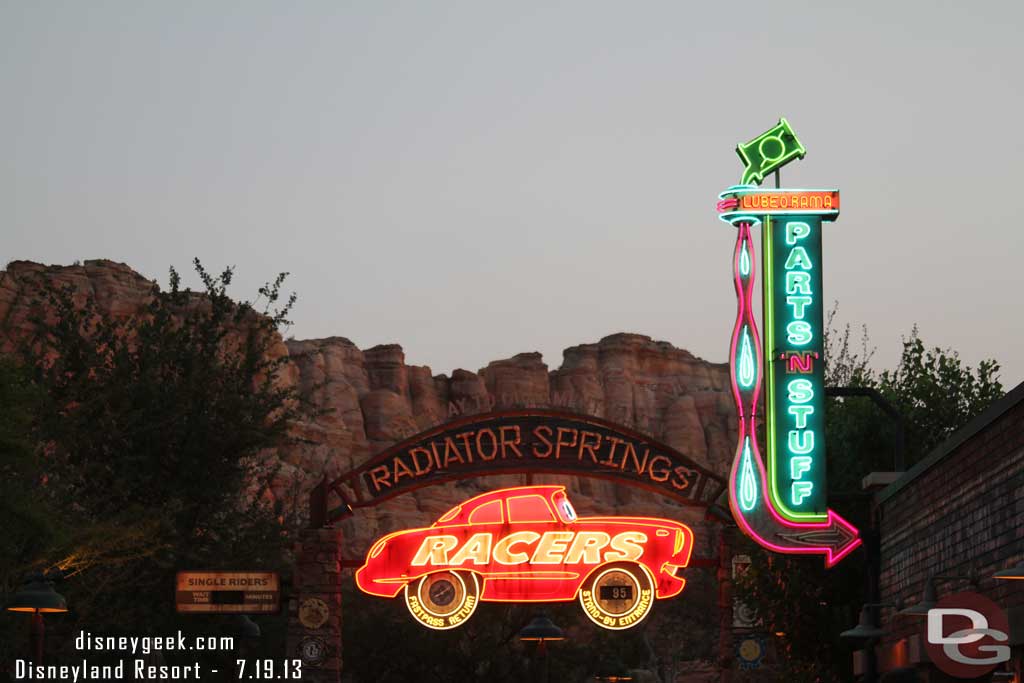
326 410 725 517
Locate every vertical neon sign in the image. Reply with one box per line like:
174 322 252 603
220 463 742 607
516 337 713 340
716 120 860 567
765 216 828 522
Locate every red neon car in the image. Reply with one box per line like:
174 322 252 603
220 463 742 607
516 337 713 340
355 485 694 630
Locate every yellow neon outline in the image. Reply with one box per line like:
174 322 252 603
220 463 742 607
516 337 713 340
403 570 481 631
577 564 657 630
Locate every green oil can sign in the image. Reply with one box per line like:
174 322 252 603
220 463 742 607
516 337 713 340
736 118 806 186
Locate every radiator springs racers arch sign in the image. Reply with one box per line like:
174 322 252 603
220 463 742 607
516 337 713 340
356 485 694 630
326 410 725 515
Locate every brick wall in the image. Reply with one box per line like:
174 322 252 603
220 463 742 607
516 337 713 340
876 389 1024 646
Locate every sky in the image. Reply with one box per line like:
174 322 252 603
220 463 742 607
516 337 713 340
3 1 1022 385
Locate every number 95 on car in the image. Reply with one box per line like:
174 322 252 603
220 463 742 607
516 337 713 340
234 659 302 679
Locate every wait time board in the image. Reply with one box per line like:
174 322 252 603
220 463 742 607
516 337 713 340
175 571 280 614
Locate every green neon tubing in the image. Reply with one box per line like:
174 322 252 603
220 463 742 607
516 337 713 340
739 437 757 512
788 430 814 454
784 246 813 271
738 327 755 389
792 481 813 505
764 216 826 522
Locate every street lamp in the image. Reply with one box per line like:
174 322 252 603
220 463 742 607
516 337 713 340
235 615 261 638
991 560 1024 581
841 605 890 640
899 572 977 617
897 577 937 617
5 572 68 665
841 602 903 683
519 613 564 683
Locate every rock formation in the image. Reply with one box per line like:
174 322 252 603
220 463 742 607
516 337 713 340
0 259 738 560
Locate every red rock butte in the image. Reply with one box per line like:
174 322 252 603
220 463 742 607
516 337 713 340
0 259 738 557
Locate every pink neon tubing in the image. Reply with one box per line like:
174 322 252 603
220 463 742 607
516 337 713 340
726 221 861 567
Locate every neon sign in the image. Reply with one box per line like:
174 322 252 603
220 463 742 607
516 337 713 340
735 118 806 186
717 188 840 223
324 412 725 519
355 485 693 630
765 217 828 520
738 191 838 212
717 120 860 567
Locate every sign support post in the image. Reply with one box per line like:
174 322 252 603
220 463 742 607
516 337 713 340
286 526 344 683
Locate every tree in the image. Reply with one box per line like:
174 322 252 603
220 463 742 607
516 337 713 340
0 355 68 668
733 313 1004 681
13 260 302 661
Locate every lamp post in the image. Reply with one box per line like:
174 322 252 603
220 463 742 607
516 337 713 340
234 614 261 662
841 602 902 683
5 572 68 665
519 613 564 683
235 614 261 638
818 385 912 683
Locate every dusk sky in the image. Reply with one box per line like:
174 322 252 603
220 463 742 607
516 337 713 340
3 1 1022 384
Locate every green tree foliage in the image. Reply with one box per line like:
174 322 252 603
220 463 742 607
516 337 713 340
0 357 56 584
877 328 1002 462
733 311 1003 682
0 355 68 666
11 260 300 660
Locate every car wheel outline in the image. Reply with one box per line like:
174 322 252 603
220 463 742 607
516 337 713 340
577 561 656 630
403 570 481 630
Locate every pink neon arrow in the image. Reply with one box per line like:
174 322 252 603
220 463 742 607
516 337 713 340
777 510 861 567
727 423 861 568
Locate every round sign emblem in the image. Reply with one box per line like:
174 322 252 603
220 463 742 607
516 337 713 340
299 597 330 630
922 591 1010 679
736 636 765 669
297 636 328 666
578 563 655 630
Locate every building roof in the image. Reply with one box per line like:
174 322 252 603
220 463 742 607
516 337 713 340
875 378 1024 505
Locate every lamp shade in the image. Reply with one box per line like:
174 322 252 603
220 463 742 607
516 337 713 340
898 578 937 617
840 606 887 640
5 576 68 613
519 614 564 642
235 615 261 638
992 561 1024 580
